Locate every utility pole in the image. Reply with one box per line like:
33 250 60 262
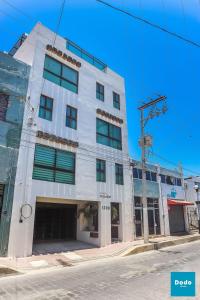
138 95 167 243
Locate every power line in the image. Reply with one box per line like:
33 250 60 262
53 0 66 45
149 150 200 177
1 0 36 21
96 0 200 49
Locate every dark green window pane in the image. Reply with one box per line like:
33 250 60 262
34 145 55 166
109 125 121 140
46 99 53 109
66 118 71 128
39 108 45 119
96 118 122 150
97 134 109 146
115 163 124 185
39 95 53 121
96 159 106 182
43 70 60 85
113 92 120 110
66 106 77 129
45 110 52 121
40 95 45 106
70 120 76 129
56 150 75 171
55 171 75 184
96 82 104 101
33 167 54 181
110 139 121 150
62 65 78 84
96 119 108 135
97 93 104 101
33 144 76 185
61 79 78 93
43 55 78 94
71 109 76 118
44 55 61 75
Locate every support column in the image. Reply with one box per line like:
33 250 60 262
98 201 111 247
163 196 170 236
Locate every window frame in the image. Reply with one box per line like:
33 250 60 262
96 82 104 101
96 118 122 150
96 159 106 182
43 55 79 94
66 105 77 130
39 95 53 121
146 170 157 182
113 92 120 110
133 168 142 179
33 144 76 185
115 163 124 185
176 178 182 186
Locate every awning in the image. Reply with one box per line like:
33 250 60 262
167 199 194 206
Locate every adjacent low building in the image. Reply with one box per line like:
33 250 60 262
132 160 193 238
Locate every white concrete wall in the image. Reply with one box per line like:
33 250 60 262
185 177 200 203
8 23 133 257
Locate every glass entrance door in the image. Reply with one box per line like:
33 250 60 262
111 203 120 242
134 197 161 237
135 209 143 237
148 209 155 235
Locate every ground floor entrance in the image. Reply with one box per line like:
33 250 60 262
134 197 161 237
168 205 185 234
33 202 77 242
111 202 120 242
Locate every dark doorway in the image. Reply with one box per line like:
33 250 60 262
169 206 185 234
33 203 77 242
111 202 120 241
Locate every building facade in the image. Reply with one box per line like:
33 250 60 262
0 51 29 256
7 23 133 257
132 160 191 238
184 176 200 229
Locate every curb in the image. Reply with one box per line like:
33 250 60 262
121 235 200 257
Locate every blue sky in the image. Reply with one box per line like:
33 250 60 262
1 0 200 176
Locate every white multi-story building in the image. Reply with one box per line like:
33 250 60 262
7 23 133 257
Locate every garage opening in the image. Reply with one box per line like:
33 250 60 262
168 206 185 234
33 202 77 242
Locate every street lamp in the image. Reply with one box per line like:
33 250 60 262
194 184 200 233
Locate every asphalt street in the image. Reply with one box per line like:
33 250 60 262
0 240 200 300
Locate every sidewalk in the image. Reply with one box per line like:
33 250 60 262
0 232 200 277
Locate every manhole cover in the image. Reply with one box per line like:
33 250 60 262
0 267 19 277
